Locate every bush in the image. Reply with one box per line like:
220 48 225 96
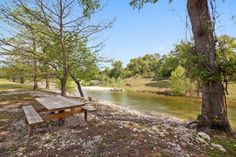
56 79 75 92
170 65 194 95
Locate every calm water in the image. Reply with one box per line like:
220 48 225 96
74 88 236 129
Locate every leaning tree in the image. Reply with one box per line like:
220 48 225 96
130 0 233 132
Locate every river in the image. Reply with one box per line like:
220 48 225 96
72 88 236 129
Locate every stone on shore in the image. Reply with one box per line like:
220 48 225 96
197 132 211 141
211 143 226 153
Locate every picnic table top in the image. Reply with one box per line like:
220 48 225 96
36 95 87 111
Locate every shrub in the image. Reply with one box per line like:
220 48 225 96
170 65 194 95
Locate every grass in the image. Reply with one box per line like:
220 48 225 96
0 79 31 92
227 82 236 106
124 76 169 92
207 134 236 157
0 94 33 104
0 93 34 128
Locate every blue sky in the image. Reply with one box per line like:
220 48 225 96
92 0 236 66
0 0 235 67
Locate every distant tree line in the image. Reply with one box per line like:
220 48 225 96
99 35 236 95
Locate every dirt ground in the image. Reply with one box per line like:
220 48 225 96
0 90 235 157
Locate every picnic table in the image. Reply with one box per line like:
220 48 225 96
23 95 96 136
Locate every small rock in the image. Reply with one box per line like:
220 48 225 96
189 123 198 129
158 131 165 137
151 126 158 131
93 135 102 142
133 128 138 132
185 154 191 157
196 136 208 145
197 132 211 141
176 145 181 151
130 140 139 146
211 143 226 152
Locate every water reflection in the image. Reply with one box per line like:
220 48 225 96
72 88 236 129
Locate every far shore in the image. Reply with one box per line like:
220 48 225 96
82 86 114 91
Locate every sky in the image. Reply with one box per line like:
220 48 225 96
91 0 236 66
0 0 235 67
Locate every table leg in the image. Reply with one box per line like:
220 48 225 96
58 110 65 125
84 111 88 122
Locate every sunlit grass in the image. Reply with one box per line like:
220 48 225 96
124 76 169 91
227 82 236 104
0 79 31 92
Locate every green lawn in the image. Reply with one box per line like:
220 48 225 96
124 76 169 92
0 79 31 92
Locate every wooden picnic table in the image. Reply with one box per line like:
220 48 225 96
36 95 89 124
23 95 96 136
36 95 87 112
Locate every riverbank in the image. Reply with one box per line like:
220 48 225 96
93 76 236 101
93 76 172 95
82 86 117 91
124 76 171 94
0 79 236 156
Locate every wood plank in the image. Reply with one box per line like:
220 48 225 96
42 108 83 122
23 106 35 123
36 96 86 111
81 105 96 112
54 95 86 106
36 97 64 110
55 95 84 103
24 106 42 124
23 106 43 124
36 108 49 113
49 96 74 107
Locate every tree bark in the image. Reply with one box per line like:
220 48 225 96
33 59 38 90
45 65 49 89
32 37 38 90
187 0 231 131
20 77 25 84
71 75 84 97
60 77 67 96
45 76 49 89
59 0 68 96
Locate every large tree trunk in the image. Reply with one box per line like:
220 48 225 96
187 0 231 131
71 75 84 97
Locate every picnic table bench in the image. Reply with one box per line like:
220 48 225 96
22 95 96 136
23 106 43 136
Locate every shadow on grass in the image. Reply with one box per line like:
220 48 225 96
145 80 169 88
0 83 31 92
